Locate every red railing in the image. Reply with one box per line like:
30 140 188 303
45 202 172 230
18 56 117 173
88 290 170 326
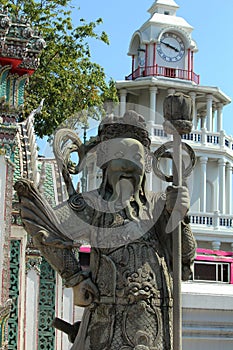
125 64 200 84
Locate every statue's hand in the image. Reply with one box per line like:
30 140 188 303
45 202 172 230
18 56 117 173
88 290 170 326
73 278 99 307
165 185 190 218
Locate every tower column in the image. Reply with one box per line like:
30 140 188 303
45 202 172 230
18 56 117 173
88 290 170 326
149 86 158 123
206 94 213 131
212 108 216 132
119 89 127 116
188 49 191 80
145 44 148 73
153 42 157 67
200 157 208 212
200 112 206 129
189 92 196 129
226 163 232 214
217 103 223 132
218 158 226 214
132 55 135 75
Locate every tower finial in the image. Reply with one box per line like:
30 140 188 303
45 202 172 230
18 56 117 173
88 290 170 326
148 0 179 17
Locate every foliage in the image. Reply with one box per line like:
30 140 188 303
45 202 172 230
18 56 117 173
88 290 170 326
0 0 118 137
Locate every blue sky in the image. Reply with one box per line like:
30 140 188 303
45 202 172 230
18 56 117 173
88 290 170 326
38 0 233 154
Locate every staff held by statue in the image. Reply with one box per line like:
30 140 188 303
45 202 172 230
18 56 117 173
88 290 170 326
155 93 196 350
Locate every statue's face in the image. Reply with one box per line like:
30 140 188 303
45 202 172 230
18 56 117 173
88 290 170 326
106 138 145 191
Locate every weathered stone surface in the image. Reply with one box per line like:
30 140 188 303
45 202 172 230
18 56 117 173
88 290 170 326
15 110 196 349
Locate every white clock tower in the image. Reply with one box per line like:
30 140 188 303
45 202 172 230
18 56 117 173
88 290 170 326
114 1 233 349
127 0 198 83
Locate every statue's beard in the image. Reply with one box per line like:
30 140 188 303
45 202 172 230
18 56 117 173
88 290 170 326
103 169 143 221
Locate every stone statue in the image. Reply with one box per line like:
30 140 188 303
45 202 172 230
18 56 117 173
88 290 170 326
15 110 196 350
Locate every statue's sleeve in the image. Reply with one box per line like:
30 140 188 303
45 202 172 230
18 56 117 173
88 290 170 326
14 179 91 287
152 192 197 281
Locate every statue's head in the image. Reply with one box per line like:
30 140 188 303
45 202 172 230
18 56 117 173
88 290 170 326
53 110 151 203
96 110 151 169
97 110 151 150
95 111 151 209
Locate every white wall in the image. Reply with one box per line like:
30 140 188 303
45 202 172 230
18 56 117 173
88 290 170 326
25 269 40 350
182 282 233 350
62 288 74 349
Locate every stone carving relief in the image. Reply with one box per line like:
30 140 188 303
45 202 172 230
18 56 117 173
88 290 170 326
15 107 196 349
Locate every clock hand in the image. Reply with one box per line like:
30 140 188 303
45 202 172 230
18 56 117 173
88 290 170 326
161 41 179 52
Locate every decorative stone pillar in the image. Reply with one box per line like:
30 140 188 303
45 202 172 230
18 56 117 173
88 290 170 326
206 94 213 131
189 92 196 129
200 157 208 212
226 163 232 214
217 103 223 132
218 158 226 214
119 89 127 116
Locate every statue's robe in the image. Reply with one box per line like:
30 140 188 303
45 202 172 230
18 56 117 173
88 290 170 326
60 190 196 350
15 179 196 350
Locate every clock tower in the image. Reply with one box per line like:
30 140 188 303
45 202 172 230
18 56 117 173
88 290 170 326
126 0 198 83
114 1 233 349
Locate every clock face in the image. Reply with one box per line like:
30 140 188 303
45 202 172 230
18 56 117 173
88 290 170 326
157 32 185 62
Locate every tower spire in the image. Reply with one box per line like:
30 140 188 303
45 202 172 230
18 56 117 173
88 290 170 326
148 0 179 17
